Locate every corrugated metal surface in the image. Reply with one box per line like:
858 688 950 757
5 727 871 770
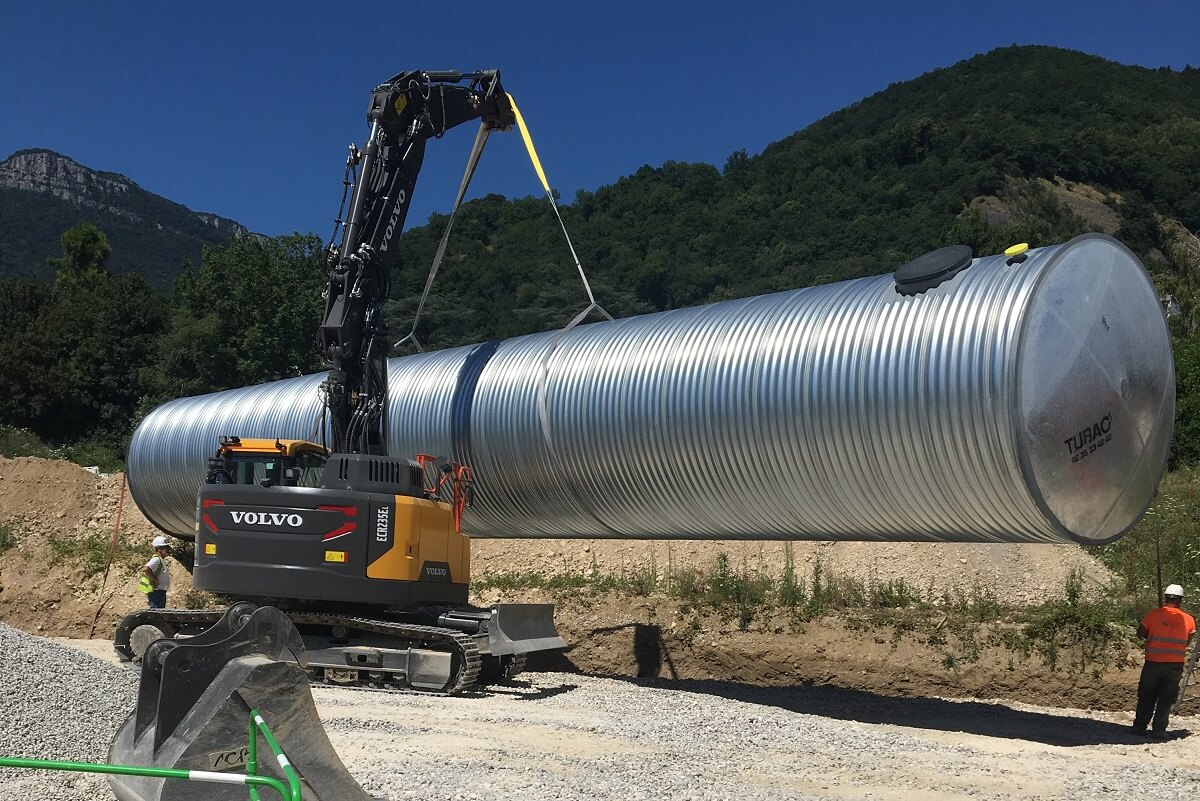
129 234 1173 545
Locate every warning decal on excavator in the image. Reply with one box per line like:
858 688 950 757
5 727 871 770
204 542 216 555
325 550 347 563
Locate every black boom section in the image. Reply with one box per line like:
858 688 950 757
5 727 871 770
319 70 514 455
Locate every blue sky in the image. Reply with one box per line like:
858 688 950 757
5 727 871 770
2 1 1197 239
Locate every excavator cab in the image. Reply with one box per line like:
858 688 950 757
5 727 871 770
206 436 329 488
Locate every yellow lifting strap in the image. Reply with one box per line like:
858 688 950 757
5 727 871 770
508 94 552 197
506 91 610 319
507 93 620 535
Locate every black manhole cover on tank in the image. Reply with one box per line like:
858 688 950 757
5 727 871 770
894 244 973 295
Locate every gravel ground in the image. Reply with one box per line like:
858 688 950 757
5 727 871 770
317 674 1200 801
0 623 137 801
5 628 1200 801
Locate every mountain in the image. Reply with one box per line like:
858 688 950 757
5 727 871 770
0 149 252 290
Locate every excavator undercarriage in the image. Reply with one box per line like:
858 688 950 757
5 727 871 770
115 602 558 694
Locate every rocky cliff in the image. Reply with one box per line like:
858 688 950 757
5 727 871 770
0 149 252 289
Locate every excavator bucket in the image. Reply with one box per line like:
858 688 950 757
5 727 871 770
108 603 378 801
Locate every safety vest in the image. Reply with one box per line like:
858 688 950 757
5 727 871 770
138 557 165 594
1143 606 1196 663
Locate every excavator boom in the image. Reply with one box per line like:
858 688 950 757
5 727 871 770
321 69 513 455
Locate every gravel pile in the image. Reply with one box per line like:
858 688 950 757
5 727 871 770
0 623 137 800
317 673 1200 801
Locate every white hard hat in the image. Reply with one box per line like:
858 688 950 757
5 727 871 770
152 536 170 548
1165 584 1184 598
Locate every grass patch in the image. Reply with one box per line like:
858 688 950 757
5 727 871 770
473 554 1141 675
1012 570 1137 671
944 583 1005 623
0 519 20 553
702 553 772 630
48 532 146 577
477 552 924 630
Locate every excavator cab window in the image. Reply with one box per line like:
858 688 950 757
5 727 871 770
208 447 329 487
223 455 281 487
292 449 328 488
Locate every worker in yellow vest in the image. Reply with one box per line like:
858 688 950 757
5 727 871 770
1133 584 1196 738
139 536 173 609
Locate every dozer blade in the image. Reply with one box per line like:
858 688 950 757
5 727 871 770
108 603 378 801
486 603 567 655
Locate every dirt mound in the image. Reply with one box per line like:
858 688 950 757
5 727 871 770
0 456 160 544
0 456 102 532
0 456 198 637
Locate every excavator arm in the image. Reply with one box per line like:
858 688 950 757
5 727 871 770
320 69 514 454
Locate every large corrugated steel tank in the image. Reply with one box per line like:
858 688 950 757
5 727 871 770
129 234 1174 546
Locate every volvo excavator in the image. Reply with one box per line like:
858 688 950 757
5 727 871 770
115 69 565 694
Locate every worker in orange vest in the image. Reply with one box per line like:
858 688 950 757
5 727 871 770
1133 584 1196 738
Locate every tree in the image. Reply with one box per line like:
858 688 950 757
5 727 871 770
1 224 168 442
1171 336 1200 467
1115 192 1163 258
144 234 326 401
36 271 166 439
0 277 51 431
0 221 166 441
48 222 111 288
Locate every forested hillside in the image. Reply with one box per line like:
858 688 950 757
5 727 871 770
387 46 1200 345
2 45 1199 469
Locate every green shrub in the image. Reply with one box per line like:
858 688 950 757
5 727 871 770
48 532 144 577
0 425 53 459
705 553 772 630
669 566 707 607
1100 466 1200 608
778 543 805 608
626 562 659 596
944 583 1004 623
56 435 125 473
869 579 923 609
0 519 20 553
1016 570 1136 671
0 425 124 473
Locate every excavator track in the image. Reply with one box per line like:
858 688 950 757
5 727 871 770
113 608 481 694
298 612 482 694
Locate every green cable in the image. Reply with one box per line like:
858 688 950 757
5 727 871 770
0 709 302 801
